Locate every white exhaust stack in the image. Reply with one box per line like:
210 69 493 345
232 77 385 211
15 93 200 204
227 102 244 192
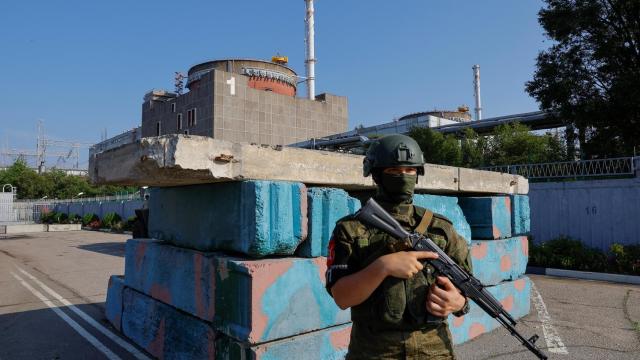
473 64 482 121
305 0 316 100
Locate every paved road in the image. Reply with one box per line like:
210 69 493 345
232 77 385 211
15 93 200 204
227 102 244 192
1 231 639 359
0 231 147 360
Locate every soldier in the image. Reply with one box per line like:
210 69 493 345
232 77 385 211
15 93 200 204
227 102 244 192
325 134 472 359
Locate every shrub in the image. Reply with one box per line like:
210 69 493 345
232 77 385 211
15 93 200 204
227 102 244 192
102 212 122 228
40 210 54 224
68 213 82 224
82 213 99 226
53 212 69 224
111 221 125 233
124 216 137 232
88 220 102 229
529 237 640 275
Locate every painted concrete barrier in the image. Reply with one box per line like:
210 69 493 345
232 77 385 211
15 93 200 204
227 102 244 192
124 239 216 322
459 196 512 239
448 276 531 344
470 237 528 285
2 224 47 234
414 194 472 244
121 287 216 360
510 195 530 235
216 324 351 360
148 181 308 257
299 188 361 257
105 275 124 331
215 255 351 343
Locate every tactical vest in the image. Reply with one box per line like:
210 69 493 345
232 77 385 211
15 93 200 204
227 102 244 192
350 205 454 331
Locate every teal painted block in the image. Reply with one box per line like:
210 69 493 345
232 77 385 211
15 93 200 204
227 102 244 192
124 239 216 322
470 237 529 285
459 196 512 239
216 324 351 360
510 195 531 235
299 188 361 257
105 275 124 331
121 287 216 359
148 181 308 257
448 277 531 344
413 194 472 244
216 256 351 344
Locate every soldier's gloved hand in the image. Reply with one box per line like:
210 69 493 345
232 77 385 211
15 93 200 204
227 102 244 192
426 276 466 317
376 251 438 279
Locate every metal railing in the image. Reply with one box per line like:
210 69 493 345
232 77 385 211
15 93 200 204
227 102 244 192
480 157 637 179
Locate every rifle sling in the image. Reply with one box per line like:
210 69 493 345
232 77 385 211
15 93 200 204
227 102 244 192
415 208 433 235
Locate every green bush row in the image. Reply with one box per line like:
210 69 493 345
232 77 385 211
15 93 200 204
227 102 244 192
529 236 640 276
41 211 137 233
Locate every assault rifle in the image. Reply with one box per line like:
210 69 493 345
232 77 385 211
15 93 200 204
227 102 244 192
355 198 548 360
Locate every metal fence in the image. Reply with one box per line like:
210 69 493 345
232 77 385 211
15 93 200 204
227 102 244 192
480 157 637 180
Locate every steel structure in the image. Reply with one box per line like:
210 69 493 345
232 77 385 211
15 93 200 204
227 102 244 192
481 157 636 180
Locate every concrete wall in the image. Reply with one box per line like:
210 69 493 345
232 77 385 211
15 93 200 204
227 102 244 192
529 177 640 250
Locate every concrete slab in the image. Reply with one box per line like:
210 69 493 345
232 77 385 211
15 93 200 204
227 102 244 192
124 239 216 322
2 224 47 234
121 287 216 359
148 181 308 257
47 224 82 232
216 324 351 360
413 194 472 244
105 275 124 331
89 135 527 194
299 187 360 257
447 276 531 345
215 255 351 344
470 237 528 285
459 196 512 239
510 194 530 235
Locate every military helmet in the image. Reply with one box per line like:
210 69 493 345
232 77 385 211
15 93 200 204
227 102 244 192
363 134 425 177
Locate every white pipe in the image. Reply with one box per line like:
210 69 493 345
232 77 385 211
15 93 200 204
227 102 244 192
305 0 316 100
473 65 482 121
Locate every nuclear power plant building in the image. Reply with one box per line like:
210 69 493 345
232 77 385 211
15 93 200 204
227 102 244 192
141 59 348 146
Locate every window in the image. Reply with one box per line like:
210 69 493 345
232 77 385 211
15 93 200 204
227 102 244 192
156 122 162 136
177 113 183 130
171 103 176 113
187 108 197 127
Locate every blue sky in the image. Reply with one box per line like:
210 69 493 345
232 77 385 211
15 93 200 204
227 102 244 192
0 0 547 168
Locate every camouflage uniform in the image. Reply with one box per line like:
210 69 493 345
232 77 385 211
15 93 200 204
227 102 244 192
326 199 473 360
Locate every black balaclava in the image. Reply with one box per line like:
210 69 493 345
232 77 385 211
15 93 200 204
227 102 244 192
373 170 417 204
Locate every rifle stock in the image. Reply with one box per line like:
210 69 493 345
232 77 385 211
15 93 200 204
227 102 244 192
355 198 548 360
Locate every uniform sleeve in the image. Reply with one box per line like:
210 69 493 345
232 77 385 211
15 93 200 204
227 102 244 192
325 222 357 297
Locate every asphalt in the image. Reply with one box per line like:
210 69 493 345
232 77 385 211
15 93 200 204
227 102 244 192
0 231 638 360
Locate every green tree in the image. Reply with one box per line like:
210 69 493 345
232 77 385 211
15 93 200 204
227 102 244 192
0 160 50 199
526 0 640 157
408 127 462 166
484 123 567 165
460 128 487 168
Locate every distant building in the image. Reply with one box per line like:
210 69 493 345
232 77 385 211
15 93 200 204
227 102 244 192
141 59 348 145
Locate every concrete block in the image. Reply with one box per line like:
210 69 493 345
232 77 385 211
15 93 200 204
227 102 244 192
148 181 308 257
90 134 527 195
510 195 530 235
215 256 350 343
121 287 216 360
459 196 512 239
413 194 472 244
299 187 360 257
470 237 529 285
4 224 47 234
124 239 216 322
47 224 82 232
448 276 531 344
105 275 124 331
216 324 351 360
458 167 529 195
